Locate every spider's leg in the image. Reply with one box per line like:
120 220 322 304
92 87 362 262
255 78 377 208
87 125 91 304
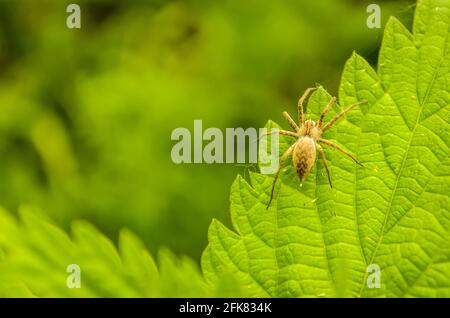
298 87 318 125
317 144 332 188
321 100 367 132
318 138 363 166
318 96 336 128
259 129 298 141
267 142 296 209
252 129 297 146
282 111 300 131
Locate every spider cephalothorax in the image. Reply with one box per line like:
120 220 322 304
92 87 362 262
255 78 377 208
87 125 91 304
265 87 366 208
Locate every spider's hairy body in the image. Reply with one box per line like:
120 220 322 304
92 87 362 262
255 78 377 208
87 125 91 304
266 88 366 209
298 119 321 139
293 136 317 183
294 119 321 181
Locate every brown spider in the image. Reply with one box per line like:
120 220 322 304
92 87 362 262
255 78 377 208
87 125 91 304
265 87 366 208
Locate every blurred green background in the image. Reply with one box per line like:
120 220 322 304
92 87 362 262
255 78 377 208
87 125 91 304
0 0 414 260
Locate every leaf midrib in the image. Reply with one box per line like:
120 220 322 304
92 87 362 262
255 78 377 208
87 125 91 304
358 25 448 296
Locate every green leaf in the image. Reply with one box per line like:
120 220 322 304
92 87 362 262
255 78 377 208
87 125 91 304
202 0 450 297
0 206 212 297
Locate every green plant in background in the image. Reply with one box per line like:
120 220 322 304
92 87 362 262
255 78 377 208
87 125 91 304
0 0 448 298
203 0 450 297
0 0 414 260
0 207 213 297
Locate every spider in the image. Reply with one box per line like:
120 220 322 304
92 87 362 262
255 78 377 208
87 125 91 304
265 87 367 208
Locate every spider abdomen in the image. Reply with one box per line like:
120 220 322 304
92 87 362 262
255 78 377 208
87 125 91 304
293 137 316 183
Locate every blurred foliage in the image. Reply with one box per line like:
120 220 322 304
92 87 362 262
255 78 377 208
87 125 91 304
0 0 414 259
0 206 239 297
